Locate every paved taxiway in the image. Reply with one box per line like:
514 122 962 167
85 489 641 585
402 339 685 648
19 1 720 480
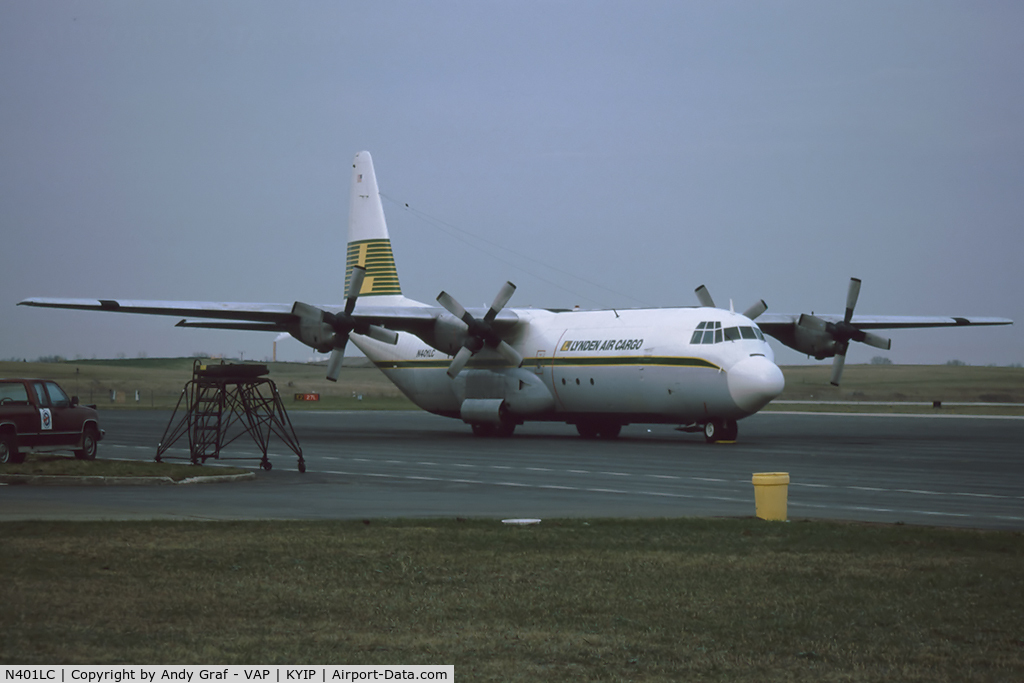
1 410 1021 529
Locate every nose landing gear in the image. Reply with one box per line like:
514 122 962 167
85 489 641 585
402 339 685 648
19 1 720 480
704 419 738 443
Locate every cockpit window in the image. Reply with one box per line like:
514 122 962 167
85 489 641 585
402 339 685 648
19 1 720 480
692 322 766 345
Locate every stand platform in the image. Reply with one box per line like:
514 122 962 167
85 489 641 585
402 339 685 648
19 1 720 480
155 360 305 472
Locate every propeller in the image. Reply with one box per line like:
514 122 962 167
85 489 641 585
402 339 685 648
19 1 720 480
323 265 398 381
694 285 768 320
797 277 892 386
436 281 523 379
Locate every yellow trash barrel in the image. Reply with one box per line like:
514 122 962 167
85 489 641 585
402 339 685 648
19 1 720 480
752 472 790 521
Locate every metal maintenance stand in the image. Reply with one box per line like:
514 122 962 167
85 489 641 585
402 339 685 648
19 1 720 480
156 360 305 472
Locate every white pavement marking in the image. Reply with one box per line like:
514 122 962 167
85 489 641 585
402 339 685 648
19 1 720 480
767 411 1024 420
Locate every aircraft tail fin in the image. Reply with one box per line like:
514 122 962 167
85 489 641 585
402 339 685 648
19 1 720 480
345 151 402 297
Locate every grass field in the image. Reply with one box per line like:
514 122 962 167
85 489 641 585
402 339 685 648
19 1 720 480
0 358 415 411
1 358 1021 413
1 519 1021 680
0 454 249 481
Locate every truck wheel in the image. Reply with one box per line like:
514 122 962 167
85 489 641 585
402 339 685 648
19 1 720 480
75 426 99 461
0 432 23 465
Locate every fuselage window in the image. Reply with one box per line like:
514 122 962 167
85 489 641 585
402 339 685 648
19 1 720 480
690 321 708 345
722 326 767 343
693 321 743 345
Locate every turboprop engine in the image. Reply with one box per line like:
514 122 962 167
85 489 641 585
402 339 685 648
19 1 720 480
435 281 523 378
789 278 891 385
289 302 339 353
288 265 398 381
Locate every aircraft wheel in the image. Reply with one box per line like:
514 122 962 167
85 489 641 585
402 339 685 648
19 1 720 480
704 420 721 443
704 419 738 443
598 424 622 439
471 423 495 437
261 460 273 471
494 419 516 438
472 421 516 437
576 422 599 439
298 461 306 473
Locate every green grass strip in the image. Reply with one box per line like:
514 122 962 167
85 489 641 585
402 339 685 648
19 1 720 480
0 518 1021 680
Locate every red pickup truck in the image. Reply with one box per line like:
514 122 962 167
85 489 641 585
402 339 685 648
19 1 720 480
0 378 104 464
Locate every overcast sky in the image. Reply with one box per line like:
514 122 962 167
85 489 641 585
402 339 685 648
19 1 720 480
2 1 1021 366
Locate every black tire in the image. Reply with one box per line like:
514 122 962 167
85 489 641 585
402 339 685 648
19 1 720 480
494 418 516 438
471 423 495 437
598 423 622 439
576 422 600 439
472 420 516 438
74 426 99 461
0 432 24 465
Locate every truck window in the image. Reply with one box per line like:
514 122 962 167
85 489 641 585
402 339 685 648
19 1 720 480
0 383 30 403
32 382 49 407
45 382 71 408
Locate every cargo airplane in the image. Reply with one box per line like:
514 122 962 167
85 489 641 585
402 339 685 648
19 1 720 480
19 152 1012 442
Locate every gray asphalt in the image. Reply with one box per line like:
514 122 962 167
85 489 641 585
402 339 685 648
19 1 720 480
2 410 1021 530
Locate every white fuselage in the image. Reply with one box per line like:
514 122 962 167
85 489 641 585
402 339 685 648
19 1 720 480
350 305 785 426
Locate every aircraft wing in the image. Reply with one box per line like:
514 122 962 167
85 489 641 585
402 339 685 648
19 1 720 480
17 297 517 339
19 298 296 325
757 313 1013 332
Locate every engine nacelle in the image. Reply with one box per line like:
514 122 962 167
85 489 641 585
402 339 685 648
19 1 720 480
428 315 471 356
791 325 837 360
288 302 337 353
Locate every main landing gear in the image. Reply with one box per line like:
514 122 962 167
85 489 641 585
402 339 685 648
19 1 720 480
575 421 623 440
470 418 517 437
703 419 738 444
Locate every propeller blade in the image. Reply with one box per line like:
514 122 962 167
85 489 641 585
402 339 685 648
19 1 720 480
797 313 828 333
742 300 768 320
830 352 847 386
291 301 324 320
844 277 861 324
861 331 891 351
366 325 399 345
344 267 366 317
495 340 524 368
447 346 474 379
437 291 469 321
695 285 716 309
325 341 347 382
485 281 517 323
347 265 366 300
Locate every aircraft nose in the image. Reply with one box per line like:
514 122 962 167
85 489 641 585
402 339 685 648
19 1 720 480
727 355 785 414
